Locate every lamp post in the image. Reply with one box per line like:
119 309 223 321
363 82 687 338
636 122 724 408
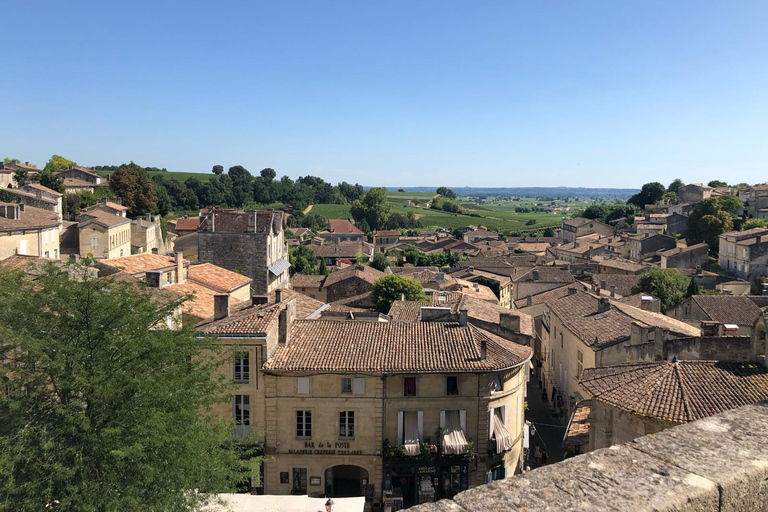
325 498 334 512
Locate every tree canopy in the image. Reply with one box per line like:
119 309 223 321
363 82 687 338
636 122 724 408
436 187 457 199
109 162 159 216
707 180 728 188
350 187 391 231
667 179 684 194
288 244 317 275
685 198 735 252
212 164 224 175
0 263 257 511
627 182 666 208
633 267 690 311
371 273 427 312
43 154 76 173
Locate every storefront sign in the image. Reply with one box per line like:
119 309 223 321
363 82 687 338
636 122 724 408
287 440 363 456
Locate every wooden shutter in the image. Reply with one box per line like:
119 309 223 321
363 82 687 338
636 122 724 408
459 410 466 432
439 410 446 430
397 411 404 444
297 377 309 394
353 378 365 395
417 411 424 440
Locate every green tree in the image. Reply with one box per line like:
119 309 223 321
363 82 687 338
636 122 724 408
318 257 328 275
582 204 609 221
698 213 732 249
627 182 666 208
685 198 734 252
436 187 457 199
708 180 728 188
715 195 743 215
350 187 391 231
371 251 390 271
109 162 159 216
633 267 690 311
12 169 28 187
212 164 224 175
543 227 556 238
42 154 76 173
744 218 768 230
0 263 257 511
260 168 276 181
371 273 427 312
355 251 365 264
667 179 684 194
38 169 65 193
2 157 20 164
289 244 317 275
686 277 701 297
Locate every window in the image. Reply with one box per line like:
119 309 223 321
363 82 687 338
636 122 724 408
234 352 249 383
550 348 555 370
446 376 459 396
292 468 307 494
296 410 312 438
577 350 584 379
339 411 355 439
560 332 563 348
234 395 250 425
493 374 503 392
341 377 352 394
91 237 98 250
297 377 309 394
403 376 416 396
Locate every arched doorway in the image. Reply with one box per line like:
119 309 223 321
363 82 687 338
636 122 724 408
324 465 369 498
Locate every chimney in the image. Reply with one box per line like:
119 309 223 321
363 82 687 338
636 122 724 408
762 283 768 296
526 295 532 306
695 265 702 276
722 324 739 337
597 297 611 313
420 306 452 322
500 312 521 333
175 251 184 283
640 295 653 311
252 295 269 306
278 298 296 346
151 247 159 255
459 309 468 326
275 288 284 303
568 287 577 296
600 280 607 290
610 285 616 298
145 270 162 288
480 338 487 361
436 272 445 283
532 269 540 280
213 294 230 320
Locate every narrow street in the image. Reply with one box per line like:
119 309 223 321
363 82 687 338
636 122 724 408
525 375 565 468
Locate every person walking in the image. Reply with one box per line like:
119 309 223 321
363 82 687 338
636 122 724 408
533 443 542 467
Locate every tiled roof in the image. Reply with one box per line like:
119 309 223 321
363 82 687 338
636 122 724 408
291 227 311 236
328 219 363 234
0 205 60 231
264 321 532 373
596 258 649 273
311 242 373 258
513 242 551 253
564 400 592 448
170 280 244 320
23 183 63 197
618 292 660 309
174 217 200 231
78 210 130 229
189 263 251 293
324 264 384 287
659 242 709 257
510 266 575 284
103 253 186 274
548 291 699 348
690 295 763 326
104 201 128 211
580 361 768 423
62 177 95 188
373 230 400 236
292 274 325 288
591 274 640 297
0 254 45 270
513 282 587 309
563 217 594 228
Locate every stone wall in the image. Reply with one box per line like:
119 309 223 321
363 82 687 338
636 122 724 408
199 232 270 294
407 401 768 511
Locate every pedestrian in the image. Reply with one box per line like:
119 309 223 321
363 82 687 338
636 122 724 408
533 443 542 466
541 449 548 466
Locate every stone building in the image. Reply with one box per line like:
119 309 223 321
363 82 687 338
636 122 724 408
291 264 385 303
130 215 165 255
319 219 364 243
678 183 713 204
660 242 709 269
666 295 763 337
510 266 575 302
77 210 131 259
198 209 290 295
372 230 401 250
718 227 768 280
628 233 676 262
560 217 613 243
0 202 61 260
55 166 104 194
581 360 768 451
11 183 63 221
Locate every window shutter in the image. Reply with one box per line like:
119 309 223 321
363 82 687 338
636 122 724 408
439 411 445 430
460 410 466 432
417 411 424 440
297 377 309 394
353 378 365 395
397 412 404 444
489 408 494 437
503 405 508 427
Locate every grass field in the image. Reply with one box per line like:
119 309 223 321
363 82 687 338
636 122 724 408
97 170 216 182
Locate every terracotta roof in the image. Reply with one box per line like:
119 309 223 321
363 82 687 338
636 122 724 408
596 258 649 273
311 242 373 258
292 274 325 288
591 274 641 297
0 205 60 231
580 361 768 423
510 266 575 284
103 253 186 274
165 280 243 320
690 295 763 326
373 230 400 236
323 264 384 287
328 219 363 234
660 242 709 257
174 217 200 231
62 177 95 188
548 291 699 348
0 254 46 270
264 321 532 373
189 263 251 293
513 242 551 253
563 217 599 228
104 201 128 211
291 227 311 236
23 183 63 197
78 210 130 229
513 282 587 309
563 400 592 448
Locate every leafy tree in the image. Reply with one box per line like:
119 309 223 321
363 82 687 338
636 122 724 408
714 195 743 215
109 162 159 216
402 245 420 265
543 227 556 237
708 180 728 188
582 204 609 221
685 198 734 252
525 219 537 225
289 244 317 275
38 169 64 193
698 213 732 249
371 251 390 271
350 187 391 231
371 273 427 312
605 204 636 224
337 182 364 203
260 168 276 181
436 187 457 199
42 154 76 173
2 157 20 164
627 182 666 208
667 179 684 194
318 257 328 275
0 263 257 511
633 267 690 311
355 251 365 264
12 169 28 187
686 277 701 297
660 191 678 205
744 218 768 230
212 164 224 175
451 228 464 239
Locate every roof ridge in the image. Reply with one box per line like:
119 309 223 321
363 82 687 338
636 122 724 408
673 361 695 423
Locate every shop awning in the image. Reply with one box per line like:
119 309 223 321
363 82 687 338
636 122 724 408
268 258 291 276
442 410 469 455
404 411 421 456
492 411 513 453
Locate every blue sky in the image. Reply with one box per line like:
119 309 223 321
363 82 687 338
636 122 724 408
1 1 766 188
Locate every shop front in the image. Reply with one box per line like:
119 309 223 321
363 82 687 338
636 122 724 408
382 458 469 511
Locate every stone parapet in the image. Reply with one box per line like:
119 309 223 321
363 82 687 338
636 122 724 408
407 401 768 511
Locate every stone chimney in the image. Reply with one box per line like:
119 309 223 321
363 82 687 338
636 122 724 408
568 287 577 296
145 270 162 288
532 269 540 280
610 285 617 298
278 298 296 346
275 288 284 303
175 251 185 284
436 272 445 283
459 309 468 326
597 297 611 313
500 312 521 333
480 338 487 361
640 295 653 311
600 280 607 290
151 247 159 255
213 294 229 321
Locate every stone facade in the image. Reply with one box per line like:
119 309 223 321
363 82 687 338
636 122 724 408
660 243 709 269
718 228 768 280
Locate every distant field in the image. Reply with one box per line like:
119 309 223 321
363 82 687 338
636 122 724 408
97 170 216 182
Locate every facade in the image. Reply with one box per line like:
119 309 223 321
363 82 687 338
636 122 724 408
660 242 709 269
678 183 713 204
666 295 763 337
510 266 575 302
130 215 164 254
56 166 104 194
560 218 613 243
372 230 401 250
0 203 61 260
77 210 131 259
718 228 768 280
292 264 384 303
322 219 365 243
311 242 375 267
628 233 676 262
15 184 64 221
198 209 290 295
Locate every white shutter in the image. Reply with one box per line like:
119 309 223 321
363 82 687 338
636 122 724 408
439 411 445 430
489 409 494 437
352 378 365 395
417 411 423 441
397 412 404 444
503 405 508 427
459 410 466 432
297 377 309 394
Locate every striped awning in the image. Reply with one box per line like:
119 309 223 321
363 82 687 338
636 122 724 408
268 258 291 276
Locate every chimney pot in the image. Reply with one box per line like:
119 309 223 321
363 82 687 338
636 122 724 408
213 294 230 320
459 309 468 326
610 285 616 298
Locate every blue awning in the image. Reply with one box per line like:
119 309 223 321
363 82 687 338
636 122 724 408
268 258 291 276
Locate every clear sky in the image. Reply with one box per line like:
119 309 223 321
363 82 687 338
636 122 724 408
1 1 766 188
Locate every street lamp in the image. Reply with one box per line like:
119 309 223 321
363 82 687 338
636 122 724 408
325 498 334 512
